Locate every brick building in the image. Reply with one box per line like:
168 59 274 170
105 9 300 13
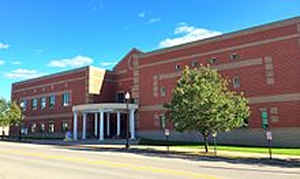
11 17 300 146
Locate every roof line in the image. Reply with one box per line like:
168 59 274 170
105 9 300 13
13 66 90 86
138 16 300 58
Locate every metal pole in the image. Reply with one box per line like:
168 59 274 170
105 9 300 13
125 98 129 150
166 135 169 152
268 139 272 160
213 136 217 156
19 113 23 141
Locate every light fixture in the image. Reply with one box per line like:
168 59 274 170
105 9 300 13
125 91 130 100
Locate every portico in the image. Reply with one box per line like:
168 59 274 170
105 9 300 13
72 103 138 141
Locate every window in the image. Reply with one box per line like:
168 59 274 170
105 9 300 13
62 121 69 132
62 92 70 106
207 57 217 64
49 122 55 133
41 97 46 110
160 87 166 97
32 98 38 110
40 123 45 133
230 53 240 60
175 64 181 71
191 61 199 68
116 92 125 103
233 76 240 88
49 95 55 108
159 114 166 129
20 100 27 111
31 123 37 133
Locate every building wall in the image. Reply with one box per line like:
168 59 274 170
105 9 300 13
10 67 89 136
136 19 300 132
9 17 300 146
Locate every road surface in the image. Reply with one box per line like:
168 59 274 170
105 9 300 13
0 141 298 179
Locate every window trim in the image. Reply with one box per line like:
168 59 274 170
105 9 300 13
32 98 38 110
48 121 55 133
62 92 70 107
31 123 37 133
21 99 27 111
160 87 167 97
233 76 240 88
40 123 45 133
49 95 56 109
62 121 69 132
41 97 46 110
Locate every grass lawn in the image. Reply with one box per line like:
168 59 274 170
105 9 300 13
139 138 300 156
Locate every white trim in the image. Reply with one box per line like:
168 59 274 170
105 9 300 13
73 112 78 140
73 103 138 113
99 112 104 141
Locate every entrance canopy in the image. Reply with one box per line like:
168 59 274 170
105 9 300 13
72 103 138 141
72 103 138 113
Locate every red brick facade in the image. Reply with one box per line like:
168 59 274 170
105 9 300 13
10 17 300 146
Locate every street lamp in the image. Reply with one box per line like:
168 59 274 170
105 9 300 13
125 91 130 150
19 102 25 141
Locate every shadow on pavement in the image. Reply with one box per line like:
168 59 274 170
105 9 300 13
3 139 300 170
54 144 300 170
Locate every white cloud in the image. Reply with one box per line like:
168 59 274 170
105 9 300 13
48 55 93 68
5 69 45 79
138 12 145 18
99 61 117 67
0 60 5 65
0 43 9 49
11 61 22 65
177 22 187 26
147 18 160 24
159 24 222 48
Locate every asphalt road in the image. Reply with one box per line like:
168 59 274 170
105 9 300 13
0 141 299 179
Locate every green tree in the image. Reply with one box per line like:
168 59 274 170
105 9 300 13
0 99 22 128
6 102 22 126
0 98 9 126
164 66 250 152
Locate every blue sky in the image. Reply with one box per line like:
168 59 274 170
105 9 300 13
0 0 299 100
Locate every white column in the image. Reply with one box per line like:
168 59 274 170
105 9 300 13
106 113 110 136
73 112 78 140
99 111 104 141
117 112 121 136
82 113 87 140
130 109 135 140
94 113 98 137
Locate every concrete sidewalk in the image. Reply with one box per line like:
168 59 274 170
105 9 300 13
78 144 300 160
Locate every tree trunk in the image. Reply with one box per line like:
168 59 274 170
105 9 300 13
204 134 209 153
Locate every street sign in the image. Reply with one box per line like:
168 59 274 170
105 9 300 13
261 111 268 129
164 129 170 136
266 131 272 140
261 111 268 119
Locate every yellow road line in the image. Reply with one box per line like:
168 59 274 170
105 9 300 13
0 148 219 179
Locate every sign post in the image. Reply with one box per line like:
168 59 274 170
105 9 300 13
164 129 170 152
212 132 217 156
266 130 273 160
261 111 272 159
